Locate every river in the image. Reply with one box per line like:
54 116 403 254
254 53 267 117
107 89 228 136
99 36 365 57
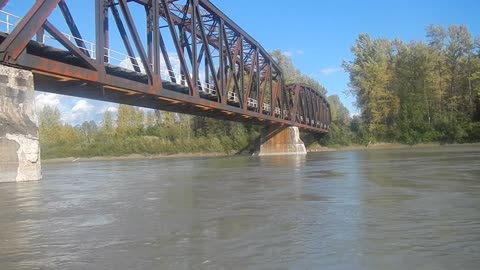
0 145 479 269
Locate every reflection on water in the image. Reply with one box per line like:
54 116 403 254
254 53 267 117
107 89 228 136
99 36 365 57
0 145 479 269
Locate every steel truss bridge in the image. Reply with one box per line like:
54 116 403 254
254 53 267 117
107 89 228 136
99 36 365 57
0 0 330 133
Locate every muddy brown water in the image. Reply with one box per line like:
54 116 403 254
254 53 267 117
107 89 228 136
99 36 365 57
1 145 479 269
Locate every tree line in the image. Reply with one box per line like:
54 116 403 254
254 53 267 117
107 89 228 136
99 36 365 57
38 24 480 158
38 105 259 159
342 25 480 145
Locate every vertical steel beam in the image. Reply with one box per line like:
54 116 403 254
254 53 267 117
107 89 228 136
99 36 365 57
291 84 300 124
239 35 244 105
95 0 107 67
269 65 273 116
218 18 225 104
146 0 160 76
191 0 198 97
257 64 269 114
36 28 44 43
255 50 260 103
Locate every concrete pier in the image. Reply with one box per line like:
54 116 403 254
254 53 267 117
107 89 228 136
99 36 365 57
254 126 307 156
0 65 41 182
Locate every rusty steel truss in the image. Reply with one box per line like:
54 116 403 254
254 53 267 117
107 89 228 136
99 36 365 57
0 0 330 132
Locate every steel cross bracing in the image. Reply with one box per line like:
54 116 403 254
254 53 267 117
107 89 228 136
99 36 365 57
0 0 330 133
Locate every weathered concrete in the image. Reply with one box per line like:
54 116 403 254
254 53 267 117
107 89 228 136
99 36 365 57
0 65 41 182
254 126 307 156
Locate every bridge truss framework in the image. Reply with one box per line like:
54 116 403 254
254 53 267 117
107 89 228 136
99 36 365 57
0 0 330 133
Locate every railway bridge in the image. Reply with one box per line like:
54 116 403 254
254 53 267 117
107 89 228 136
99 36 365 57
0 0 330 182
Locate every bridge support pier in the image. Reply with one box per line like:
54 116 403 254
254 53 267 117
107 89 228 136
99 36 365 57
254 126 307 156
0 65 41 182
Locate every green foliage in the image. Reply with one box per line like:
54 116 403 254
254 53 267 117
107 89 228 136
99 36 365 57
320 123 352 147
39 24 480 158
343 25 480 145
39 104 260 159
270 50 327 95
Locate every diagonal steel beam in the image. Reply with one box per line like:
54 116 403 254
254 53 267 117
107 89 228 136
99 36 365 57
110 2 140 72
43 20 97 70
58 0 90 57
0 0 9 10
193 4 220 101
0 0 60 62
118 0 153 82
160 0 195 93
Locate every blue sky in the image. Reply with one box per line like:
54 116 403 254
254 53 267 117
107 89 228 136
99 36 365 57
211 0 479 115
3 0 479 124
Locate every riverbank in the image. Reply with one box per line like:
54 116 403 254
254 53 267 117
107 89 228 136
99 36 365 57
42 152 232 163
306 142 447 152
43 142 480 163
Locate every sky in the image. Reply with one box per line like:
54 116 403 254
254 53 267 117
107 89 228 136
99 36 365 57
3 0 479 125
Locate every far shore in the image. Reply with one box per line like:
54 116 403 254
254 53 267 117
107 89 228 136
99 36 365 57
42 152 232 163
307 142 443 152
42 142 479 163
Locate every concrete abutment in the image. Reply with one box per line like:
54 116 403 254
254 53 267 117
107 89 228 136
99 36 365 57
254 126 307 156
0 65 41 182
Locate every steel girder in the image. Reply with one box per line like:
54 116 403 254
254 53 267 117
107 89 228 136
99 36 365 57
0 0 330 133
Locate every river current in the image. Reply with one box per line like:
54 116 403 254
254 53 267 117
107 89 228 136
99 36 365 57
0 145 479 269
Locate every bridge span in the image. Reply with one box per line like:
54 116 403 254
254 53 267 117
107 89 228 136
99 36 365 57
0 0 331 182
0 0 330 132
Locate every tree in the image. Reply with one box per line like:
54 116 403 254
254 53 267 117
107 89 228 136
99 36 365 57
270 50 327 95
343 34 399 143
79 120 98 143
116 104 144 137
328 95 350 126
38 105 62 129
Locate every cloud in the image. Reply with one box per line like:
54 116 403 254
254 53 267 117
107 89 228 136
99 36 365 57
320 67 343 76
119 57 146 73
63 99 94 125
281 50 305 57
283 51 293 57
71 99 93 113
35 93 60 110
101 106 118 113
118 53 188 83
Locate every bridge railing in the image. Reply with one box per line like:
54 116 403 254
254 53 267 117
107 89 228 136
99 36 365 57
0 10 144 72
0 10 276 114
0 10 19 33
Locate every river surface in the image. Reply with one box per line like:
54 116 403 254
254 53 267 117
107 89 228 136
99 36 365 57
0 145 479 270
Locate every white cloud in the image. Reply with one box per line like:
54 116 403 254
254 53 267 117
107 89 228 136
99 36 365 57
119 57 146 73
320 67 343 76
101 106 118 113
296 50 304 55
71 99 93 113
118 53 186 83
35 93 60 110
63 99 94 125
283 51 293 57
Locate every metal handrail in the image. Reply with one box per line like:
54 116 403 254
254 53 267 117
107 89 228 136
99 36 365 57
0 10 269 112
